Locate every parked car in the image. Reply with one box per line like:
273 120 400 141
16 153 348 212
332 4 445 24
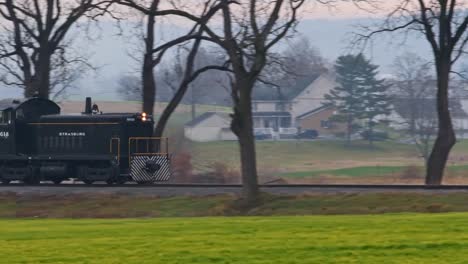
254 131 273 140
360 130 389 141
296 129 319 139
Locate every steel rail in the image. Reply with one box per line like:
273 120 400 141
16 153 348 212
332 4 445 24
2 183 468 189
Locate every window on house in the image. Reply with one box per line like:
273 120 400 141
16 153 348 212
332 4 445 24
275 103 285 111
252 103 258 111
281 117 291 127
321 120 330 129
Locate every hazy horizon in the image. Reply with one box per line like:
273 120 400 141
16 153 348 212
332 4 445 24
0 16 434 100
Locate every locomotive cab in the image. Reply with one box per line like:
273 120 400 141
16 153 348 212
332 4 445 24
0 97 171 185
0 98 60 156
0 108 14 155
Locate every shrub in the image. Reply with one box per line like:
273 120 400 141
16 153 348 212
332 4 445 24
400 165 423 180
360 130 389 141
171 152 193 183
196 162 240 184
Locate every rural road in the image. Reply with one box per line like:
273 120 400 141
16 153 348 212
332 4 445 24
3 184 468 197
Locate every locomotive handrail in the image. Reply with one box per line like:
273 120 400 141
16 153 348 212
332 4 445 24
110 138 121 165
128 137 169 164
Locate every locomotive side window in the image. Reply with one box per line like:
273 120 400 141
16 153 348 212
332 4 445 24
16 109 24 119
0 111 11 124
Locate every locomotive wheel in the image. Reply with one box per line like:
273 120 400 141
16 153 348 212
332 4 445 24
83 179 93 185
53 179 62 185
24 178 40 185
106 179 114 185
116 179 126 185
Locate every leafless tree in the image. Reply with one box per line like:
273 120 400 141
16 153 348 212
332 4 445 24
0 0 114 98
120 0 305 202
115 0 223 114
391 53 436 165
392 53 434 135
356 0 468 185
193 0 307 202
255 35 326 99
159 46 230 119
117 74 141 101
152 33 230 144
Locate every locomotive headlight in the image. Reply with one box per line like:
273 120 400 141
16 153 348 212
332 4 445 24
141 112 148 121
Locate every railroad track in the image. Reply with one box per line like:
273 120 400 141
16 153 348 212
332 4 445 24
3 183 468 196
2 183 468 189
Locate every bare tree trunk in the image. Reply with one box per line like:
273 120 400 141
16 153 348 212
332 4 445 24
24 79 35 98
231 81 259 203
425 60 455 185
142 13 156 114
36 51 51 99
190 85 196 120
22 48 51 98
154 32 204 150
154 78 189 140
346 116 352 145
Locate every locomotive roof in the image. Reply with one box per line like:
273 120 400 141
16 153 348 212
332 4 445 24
0 98 27 110
0 97 60 112
39 112 144 122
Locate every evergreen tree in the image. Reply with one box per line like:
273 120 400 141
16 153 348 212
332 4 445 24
360 56 392 145
324 54 366 144
324 54 391 145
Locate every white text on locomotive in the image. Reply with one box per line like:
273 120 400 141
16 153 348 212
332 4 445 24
0 131 9 138
58 132 86 137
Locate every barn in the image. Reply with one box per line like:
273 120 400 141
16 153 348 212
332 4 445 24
184 112 235 142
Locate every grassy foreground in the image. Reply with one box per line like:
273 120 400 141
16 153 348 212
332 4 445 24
4 192 468 218
2 213 468 263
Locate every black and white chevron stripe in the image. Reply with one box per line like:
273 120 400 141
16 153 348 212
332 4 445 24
130 155 172 182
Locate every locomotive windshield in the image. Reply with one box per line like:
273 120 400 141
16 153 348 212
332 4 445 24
0 111 11 124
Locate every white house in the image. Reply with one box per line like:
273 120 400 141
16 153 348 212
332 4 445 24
184 112 235 142
251 71 336 134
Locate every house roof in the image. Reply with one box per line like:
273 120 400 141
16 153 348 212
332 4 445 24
296 105 332 120
252 111 291 117
252 73 322 101
184 112 230 127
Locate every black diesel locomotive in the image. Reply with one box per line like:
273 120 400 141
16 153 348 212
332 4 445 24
0 97 171 184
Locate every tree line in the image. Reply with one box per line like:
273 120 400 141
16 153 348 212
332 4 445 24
0 0 467 203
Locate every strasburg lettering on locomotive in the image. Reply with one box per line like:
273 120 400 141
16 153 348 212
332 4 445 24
58 132 86 137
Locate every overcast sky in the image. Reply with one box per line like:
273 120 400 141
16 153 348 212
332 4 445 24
0 1 459 100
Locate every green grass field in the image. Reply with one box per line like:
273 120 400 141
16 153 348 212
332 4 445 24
281 164 468 178
189 140 421 172
2 213 468 263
